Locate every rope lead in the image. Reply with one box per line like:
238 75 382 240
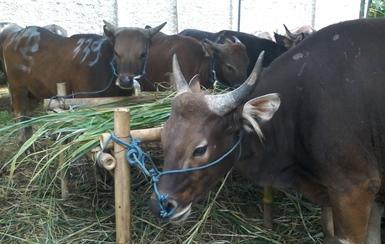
104 132 242 218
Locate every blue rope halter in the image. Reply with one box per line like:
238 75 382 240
103 133 242 218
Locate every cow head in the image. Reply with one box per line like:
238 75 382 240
103 20 166 89
202 37 249 87
274 24 314 49
150 53 280 222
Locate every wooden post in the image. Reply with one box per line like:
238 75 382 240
57 82 67 97
114 108 131 243
57 82 69 199
263 185 273 229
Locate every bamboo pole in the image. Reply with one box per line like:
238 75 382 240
99 127 162 150
43 92 163 110
57 82 69 200
263 186 273 229
114 108 131 243
95 151 117 171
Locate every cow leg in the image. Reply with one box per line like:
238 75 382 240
365 201 383 244
328 182 377 244
321 206 334 243
8 85 31 141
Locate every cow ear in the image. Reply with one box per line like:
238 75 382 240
188 74 202 93
274 32 285 45
274 32 291 49
201 40 215 57
242 93 280 137
103 20 116 41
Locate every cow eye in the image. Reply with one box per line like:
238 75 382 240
193 145 207 157
114 50 120 57
140 52 146 59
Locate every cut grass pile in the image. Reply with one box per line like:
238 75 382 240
0 90 324 243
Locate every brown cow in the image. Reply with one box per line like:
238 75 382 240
0 23 67 80
142 32 249 90
151 18 385 243
3 21 165 138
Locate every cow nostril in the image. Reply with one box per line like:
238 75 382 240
166 199 177 210
162 199 178 215
118 75 134 88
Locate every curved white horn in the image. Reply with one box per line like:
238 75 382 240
172 54 191 95
205 51 265 116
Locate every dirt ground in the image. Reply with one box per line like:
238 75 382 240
0 86 10 111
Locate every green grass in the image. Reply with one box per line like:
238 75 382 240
0 110 12 125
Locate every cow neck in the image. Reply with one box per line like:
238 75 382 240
197 55 218 88
197 57 211 87
242 58 300 183
207 56 217 86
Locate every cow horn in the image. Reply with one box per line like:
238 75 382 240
284 24 300 40
103 20 116 34
172 54 191 95
147 22 167 38
205 51 264 116
232 36 242 44
204 39 223 52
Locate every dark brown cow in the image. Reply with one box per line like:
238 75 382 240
3 22 165 138
179 29 287 75
142 32 249 89
151 19 385 243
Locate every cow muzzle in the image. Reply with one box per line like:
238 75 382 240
116 74 135 89
149 196 192 223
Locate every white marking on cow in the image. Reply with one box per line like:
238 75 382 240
333 34 340 41
297 63 307 77
0 23 21 34
73 38 105 67
292 52 304 61
337 239 353 244
355 48 361 59
10 27 40 69
15 64 31 73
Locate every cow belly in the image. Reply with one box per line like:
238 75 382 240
27 78 56 98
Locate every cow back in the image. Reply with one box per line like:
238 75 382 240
146 32 209 89
248 18 385 189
